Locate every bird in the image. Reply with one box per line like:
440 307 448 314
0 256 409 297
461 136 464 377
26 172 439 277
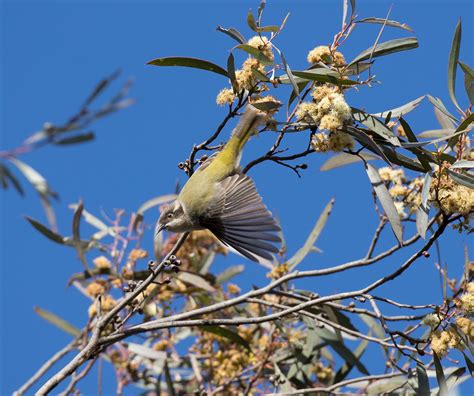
155 104 281 264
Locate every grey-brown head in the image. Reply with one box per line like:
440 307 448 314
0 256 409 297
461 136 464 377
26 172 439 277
155 200 196 235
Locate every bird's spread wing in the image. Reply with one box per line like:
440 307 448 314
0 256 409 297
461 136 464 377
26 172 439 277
200 174 281 264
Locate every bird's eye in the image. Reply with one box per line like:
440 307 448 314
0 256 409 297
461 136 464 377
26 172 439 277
167 213 173 219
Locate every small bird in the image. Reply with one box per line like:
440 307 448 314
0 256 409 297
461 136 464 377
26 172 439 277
155 105 281 264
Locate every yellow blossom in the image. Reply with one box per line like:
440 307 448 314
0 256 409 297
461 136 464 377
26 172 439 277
227 283 241 294
216 88 236 106
296 102 321 124
307 45 345 66
86 281 106 297
456 317 474 341
430 330 451 357
394 201 407 219
389 184 409 198
129 248 147 261
247 35 274 62
250 95 281 117
93 256 112 270
268 263 289 279
88 294 116 318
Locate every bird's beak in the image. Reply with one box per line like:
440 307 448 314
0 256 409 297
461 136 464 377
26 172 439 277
155 223 166 234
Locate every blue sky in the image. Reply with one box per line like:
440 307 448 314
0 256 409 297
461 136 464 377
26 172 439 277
1 0 473 394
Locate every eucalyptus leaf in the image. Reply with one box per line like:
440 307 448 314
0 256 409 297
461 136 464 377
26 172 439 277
127 342 167 361
137 194 177 215
34 306 81 337
25 216 65 244
416 364 431 396
459 61 474 103
433 352 448 396
177 272 215 292
344 126 392 165
280 51 299 97
252 101 282 112
352 108 401 146
446 168 474 189
227 52 238 93
349 37 418 65
216 26 246 44
289 69 358 86
357 17 413 31
372 95 425 119
448 20 462 112
287 198 334 269
416 172 432 239
0 163 24 195
451 160 474 169
320 152 379 171
427 95 458 122
147 57 228 78
216 265 245 284
418 129 455 139
9 158 52 196
200 325 250 350
236 44 273 65
54 132 95 145
365 164 403 243
344 61 373 76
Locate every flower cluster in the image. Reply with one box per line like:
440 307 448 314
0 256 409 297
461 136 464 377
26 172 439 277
430 163 474 216
378 167 423 218
307 45 345 66
216 36 274 106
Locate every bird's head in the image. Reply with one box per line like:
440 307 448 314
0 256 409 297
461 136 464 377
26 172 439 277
156 200 192 234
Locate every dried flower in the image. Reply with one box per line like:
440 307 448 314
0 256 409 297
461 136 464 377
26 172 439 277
86 281 106 297
129 249 148 261
227 283 241 294
456 317 474 341
267 263 289 280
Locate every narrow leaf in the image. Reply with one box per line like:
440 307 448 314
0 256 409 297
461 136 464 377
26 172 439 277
417 364 430 396
352 108 401 146
216 265 245 284
25 216 64 244
459 60 474 103
177 272 215 293
372 95 425 119
287 198 334 269
447 20 462 112
416 172 432 239
236 44 273 65
147 57 228 77
34 306 81 337
216 26 246 44
137 194 177 215
427 95 458 122
433 352 448 396
281 52 299 97
349 37 418 65
288 69 358 86
446 168 474 189
320 152 379 171
366 164 403 243
201 325 250 350
227 52 238 93
451 160 474 169
357 17 413 31
54 132 95 145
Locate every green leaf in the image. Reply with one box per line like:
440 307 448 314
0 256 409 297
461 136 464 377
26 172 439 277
446 367 466 390
446 168 474 189
448 20 462 112
380 147 427 172
25 216 64 244
227 52 238 93
54 132 95 145
335 337 369 382
349 37 418 65
427 95 458 122
344 126 392 165
372 96 425 119
177 272 215 293
365 163 403 243
236 44 273 65
352 108 401 146
462 352 474 376
252 101 282 112
0 163 24 195
127 342 167 360
147 57 228 77
320 152 379 171
288 69 358 86
201 325 250 350
250 67 270 82
289 81 309 108
417 364 431 396
287 198 334 269
459 61 474 104
8 158 53 197
34 306 81 337
137 194 176 215
344 61 372 76
418 129 455 139
216 265 245 284
280 52 299 97
216 26 246 44
357 17 413 31
416 171 433 239
317 327 370 375
247 9 258 31
451 160 474 169
164 360 176 396
433 352 448 396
